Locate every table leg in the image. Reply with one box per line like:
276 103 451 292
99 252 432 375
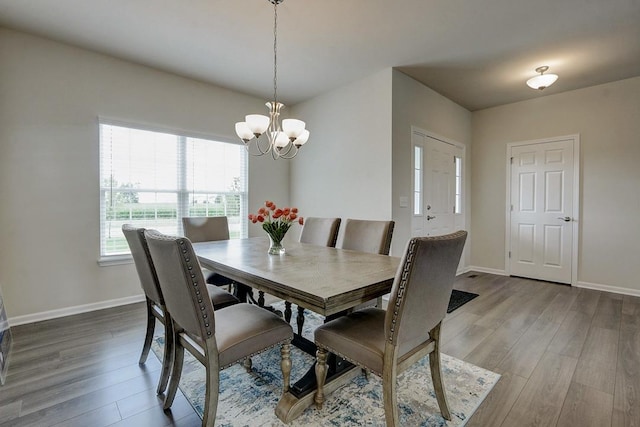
276 357 359 423
275 307 359 422
296 306 305 336
289 353 353 397
284 301 292 323
233 283 250 303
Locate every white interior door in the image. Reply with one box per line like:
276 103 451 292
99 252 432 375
509 138 576 284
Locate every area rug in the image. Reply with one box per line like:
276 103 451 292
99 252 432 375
151 302 498 426
447 290 479 313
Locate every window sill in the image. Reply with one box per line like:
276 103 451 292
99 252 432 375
98 254 133 267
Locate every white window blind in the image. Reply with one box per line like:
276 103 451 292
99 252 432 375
99 120 248 260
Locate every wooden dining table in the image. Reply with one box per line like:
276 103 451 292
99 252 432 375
192 236 400 422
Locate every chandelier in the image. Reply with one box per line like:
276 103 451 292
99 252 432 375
235 0 309 159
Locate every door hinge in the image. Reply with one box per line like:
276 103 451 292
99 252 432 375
509 251 511 258
511 204 513 211
510 157 514 164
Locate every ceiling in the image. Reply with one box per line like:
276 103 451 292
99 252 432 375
1 0 639 111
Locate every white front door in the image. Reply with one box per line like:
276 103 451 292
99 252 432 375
424 137 456 236
508 137 578 284
412 129 464 238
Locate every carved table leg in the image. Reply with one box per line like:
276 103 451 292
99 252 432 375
296 306 305 336
284 301 292 323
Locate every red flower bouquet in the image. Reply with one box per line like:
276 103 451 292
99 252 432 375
249 201 304 254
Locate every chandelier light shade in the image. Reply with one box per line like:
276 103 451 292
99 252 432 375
235 0 309 159
526 66 558 90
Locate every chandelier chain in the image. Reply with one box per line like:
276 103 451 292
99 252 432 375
273 1 278 103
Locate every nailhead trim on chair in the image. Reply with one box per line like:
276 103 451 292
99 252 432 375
178 238 215 338
317 343 383 377
219 339 292 370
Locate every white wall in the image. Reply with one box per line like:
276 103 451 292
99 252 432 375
288 69 394 246
0 28 290 321
471 76 640 294
391 71 472 257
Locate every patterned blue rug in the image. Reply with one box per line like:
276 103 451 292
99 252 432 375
151 303 499 426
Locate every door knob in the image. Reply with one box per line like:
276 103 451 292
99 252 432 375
427 215 436 221
557 216 571 222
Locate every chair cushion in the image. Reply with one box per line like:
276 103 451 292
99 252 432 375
314 308 386 376
215 303 293 368
206 284 239 310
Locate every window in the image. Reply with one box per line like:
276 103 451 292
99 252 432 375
99 121 248 261
414 145 423 215
454 156 462 214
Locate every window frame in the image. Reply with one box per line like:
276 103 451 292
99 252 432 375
98 118 248 266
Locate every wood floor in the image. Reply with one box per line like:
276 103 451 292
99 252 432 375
1 272 638 426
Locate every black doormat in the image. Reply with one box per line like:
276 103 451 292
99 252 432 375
447 289 479 313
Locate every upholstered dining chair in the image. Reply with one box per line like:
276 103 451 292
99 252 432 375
337 218 395 255
299 217 341 247
122 224 239 395
338 218 395 308
182 216 235 289
144 230 293 426
313 231 468 426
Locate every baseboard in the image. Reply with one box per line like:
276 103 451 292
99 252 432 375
8 294 145 327
465 269 640 297
466 266 507 276
574 281 640 297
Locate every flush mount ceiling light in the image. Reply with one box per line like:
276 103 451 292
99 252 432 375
235 0 309 160
526 66 558 90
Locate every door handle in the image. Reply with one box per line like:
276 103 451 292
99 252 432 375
427 215 436 221
557 216 571 222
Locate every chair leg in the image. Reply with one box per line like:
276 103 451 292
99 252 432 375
243 357 253 372
202 356 220 427
138 299 155 364
383 346 400 426
163 333 184 410
429 323 451 420
156 313 174 395
314 347 329 409
361 368 369 380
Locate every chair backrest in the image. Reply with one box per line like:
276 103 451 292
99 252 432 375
299 217 341 247
182 216 230 243
144 230 216 343
338 219 395 255
384 231 467 353
122 224 163 306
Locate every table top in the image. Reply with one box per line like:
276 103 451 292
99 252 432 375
193 237 400 317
